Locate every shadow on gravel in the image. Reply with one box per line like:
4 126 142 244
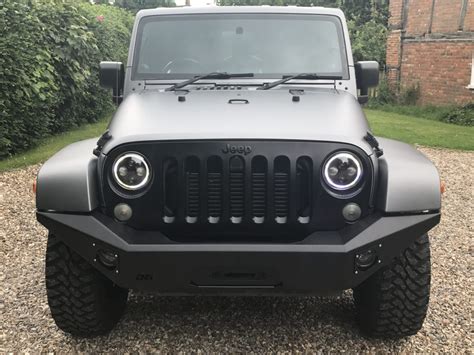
66 292 406 351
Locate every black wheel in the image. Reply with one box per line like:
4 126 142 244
353 234 431 338
45 233 128 337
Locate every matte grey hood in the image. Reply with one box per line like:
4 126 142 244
103 87 373 155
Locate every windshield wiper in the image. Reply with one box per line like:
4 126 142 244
257 73 343 90
165 72 254 91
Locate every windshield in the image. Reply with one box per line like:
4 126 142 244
133 13 349 80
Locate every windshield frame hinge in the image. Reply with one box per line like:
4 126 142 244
93 130 112 157
364 132 384 157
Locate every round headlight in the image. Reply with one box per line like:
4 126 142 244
323 152 363 191
113 153 151 190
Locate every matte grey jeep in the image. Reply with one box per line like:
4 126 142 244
36 6 441 338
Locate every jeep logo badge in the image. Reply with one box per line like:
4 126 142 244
222 144 252 155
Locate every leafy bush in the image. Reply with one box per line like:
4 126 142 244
369 81 422 108
440 103 474 126
398 84 421 106
348 19 388 65
113 0 176 11
367 78 397 106
0 0 133 159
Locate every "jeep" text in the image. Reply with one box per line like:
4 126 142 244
222 144 252 155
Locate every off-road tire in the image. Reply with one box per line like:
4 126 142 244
353 234 431 338
45 233 128 337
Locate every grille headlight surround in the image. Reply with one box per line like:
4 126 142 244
323 151 363 191
112 152 151 191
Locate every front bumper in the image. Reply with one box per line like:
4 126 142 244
37 211 440 295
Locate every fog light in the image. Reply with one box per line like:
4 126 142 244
114 203 132 221
356 250 377 270
342 203 361 222
97 249 118 269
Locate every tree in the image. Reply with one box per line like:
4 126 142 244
114 0 176 11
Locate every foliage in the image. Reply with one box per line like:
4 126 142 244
369 82 421 107
0 115 110 172
440 103 474 127
114 0 176 11
398 84 421 106
217 0 389 65
348 19 387 65
0 0 134 158
368 78 397 106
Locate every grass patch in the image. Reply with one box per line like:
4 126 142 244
0 116 109 172
0 109 472 172
367 103 453 121
366 103 474 126
366 109 474 151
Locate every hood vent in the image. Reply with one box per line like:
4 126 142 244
194 85 245 91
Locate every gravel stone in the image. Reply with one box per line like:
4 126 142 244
0 147 472 352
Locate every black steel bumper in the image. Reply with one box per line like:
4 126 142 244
37 211 440 295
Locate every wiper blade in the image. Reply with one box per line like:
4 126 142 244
165 72 254 91
258 73 343 90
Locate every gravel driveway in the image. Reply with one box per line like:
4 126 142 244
1 147 472 352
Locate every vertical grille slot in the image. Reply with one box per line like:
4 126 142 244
162 157 178 223
274 156 290 224
251 156 267 224
185 156 200 223
207 156 223 223
229 155 245 223
296 156 312 224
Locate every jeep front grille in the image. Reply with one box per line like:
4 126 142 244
103 141 373 237
160 154 312 225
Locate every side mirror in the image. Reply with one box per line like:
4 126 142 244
355 61 379 104
100 61 124 105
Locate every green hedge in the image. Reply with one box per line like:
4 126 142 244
0 0 134 158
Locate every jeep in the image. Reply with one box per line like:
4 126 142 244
36 6 441 338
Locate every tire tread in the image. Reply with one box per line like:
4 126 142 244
45 234 128 337
354 234 431 338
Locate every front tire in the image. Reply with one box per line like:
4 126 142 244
353 234 431 338
45 233 128 337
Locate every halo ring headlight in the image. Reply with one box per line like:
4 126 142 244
112 152 151 191
323 152 363 191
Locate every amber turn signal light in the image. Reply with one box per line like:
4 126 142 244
440 180 446 194
33 179 37 194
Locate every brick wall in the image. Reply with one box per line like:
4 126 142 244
431 0 463 33
386 31 402 83
465 0 474 31
388 0 404 28
387 0 474 105
405 0 434 36
401 41 474 105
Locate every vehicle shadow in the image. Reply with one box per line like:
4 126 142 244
67 291 407 351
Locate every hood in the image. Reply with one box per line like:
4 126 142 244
103 87 373 155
